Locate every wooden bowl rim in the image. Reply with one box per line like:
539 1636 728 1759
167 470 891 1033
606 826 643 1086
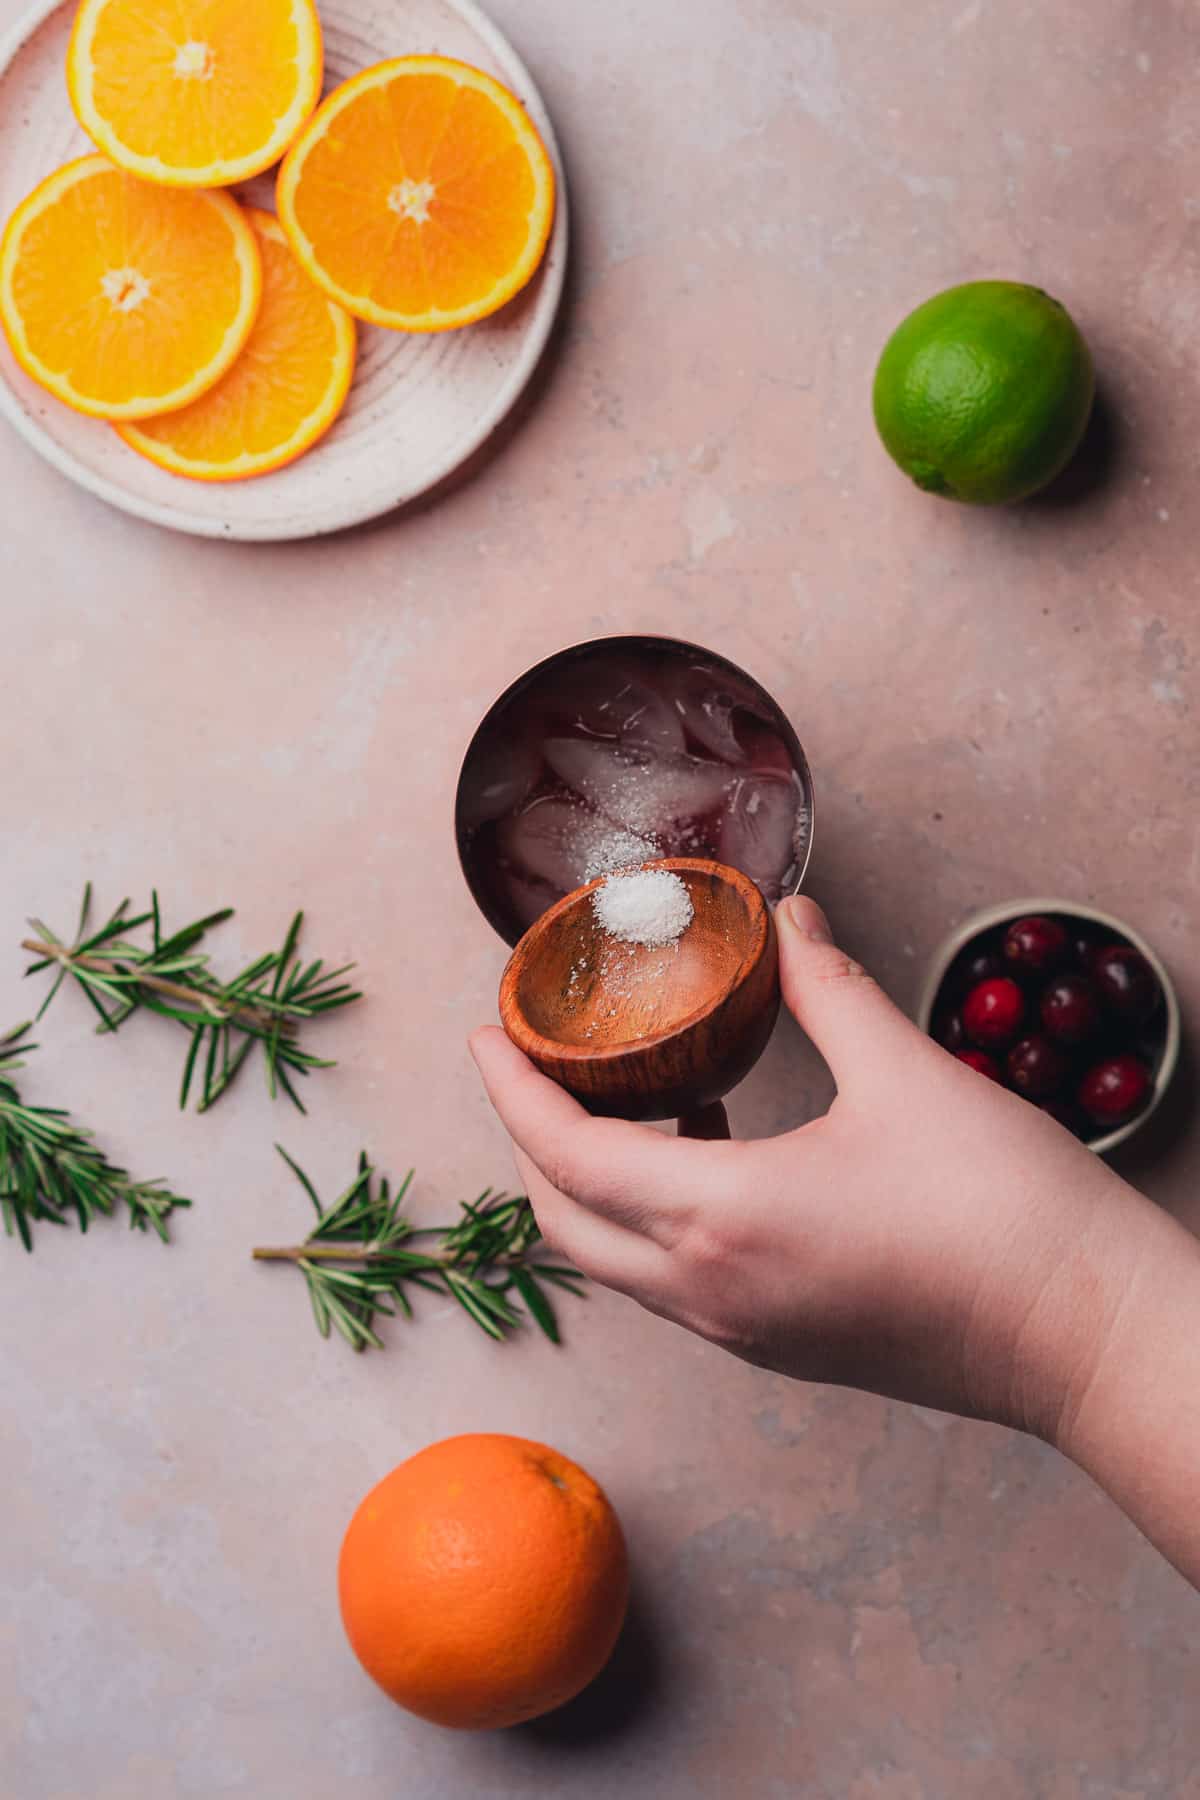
500 857 774 1065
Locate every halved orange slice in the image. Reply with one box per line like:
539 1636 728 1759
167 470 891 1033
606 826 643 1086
0 156 262 420
67 0 323 188
117 209 356 481
277 56 556 333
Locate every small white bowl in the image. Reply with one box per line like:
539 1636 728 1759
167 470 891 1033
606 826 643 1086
917 897 1181 1156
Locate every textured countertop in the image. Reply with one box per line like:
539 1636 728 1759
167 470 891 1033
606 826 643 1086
3 1 1197 1795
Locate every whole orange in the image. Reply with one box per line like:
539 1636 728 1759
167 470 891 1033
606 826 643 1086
338 1433 629 1730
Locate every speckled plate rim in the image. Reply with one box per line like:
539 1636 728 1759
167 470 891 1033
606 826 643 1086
916 897 1182 1157
0 0 569 541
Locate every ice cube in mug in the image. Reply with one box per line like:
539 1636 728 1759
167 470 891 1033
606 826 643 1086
718 772 804 900
541 658 686 753
498 795 656 894
660 659 773 764
543 738 732 837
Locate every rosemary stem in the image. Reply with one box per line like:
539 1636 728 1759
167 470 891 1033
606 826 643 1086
251 1242 529 1267
253 1244 376 1263
20 938 280 1032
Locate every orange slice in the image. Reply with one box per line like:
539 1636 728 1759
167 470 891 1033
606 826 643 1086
0 155 262 420
67 0 323 188
117 209 356 481
277 56 556 333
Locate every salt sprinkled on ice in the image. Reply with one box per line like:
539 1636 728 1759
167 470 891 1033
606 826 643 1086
592 868 694 949
543 738 730 837
499 798 656 894
582 826 657 881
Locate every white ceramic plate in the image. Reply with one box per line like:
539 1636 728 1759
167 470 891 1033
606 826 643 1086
0 0 568 539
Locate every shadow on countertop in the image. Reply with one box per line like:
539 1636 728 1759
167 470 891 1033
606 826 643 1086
1025 379 1124 511
517 1573 665 1749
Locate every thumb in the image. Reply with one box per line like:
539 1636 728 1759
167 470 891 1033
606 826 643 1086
775 895 926 1087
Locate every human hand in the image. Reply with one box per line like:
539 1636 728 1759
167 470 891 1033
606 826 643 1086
471 896 1164 1446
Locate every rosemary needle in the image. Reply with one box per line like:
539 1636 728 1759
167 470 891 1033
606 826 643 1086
254 1147 585 1353
0 1024 191 1252
23 884 362 1115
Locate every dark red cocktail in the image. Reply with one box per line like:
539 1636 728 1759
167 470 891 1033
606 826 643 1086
457 637 813 945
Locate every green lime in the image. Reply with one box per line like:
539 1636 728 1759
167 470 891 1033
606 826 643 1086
872 280 1094 504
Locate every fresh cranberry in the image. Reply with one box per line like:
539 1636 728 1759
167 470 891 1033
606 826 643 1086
1092 945 1160 1028
955 1049 1002 1082
1072 932 1099 972
1040 972 1102 1046
956 947 1006 991
1003 915 1069 977
1078 1054 1152 1126
963 977 1025 1049
935 1010 966 1053
1006 1034 1071 1100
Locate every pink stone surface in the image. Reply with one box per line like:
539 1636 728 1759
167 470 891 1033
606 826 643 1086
2 1 1198 1794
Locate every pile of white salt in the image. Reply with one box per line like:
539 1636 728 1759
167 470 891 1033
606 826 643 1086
591 867 694 949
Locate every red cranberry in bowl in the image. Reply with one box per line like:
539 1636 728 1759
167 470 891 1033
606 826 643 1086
1004 915 1069 977
963 977 1025 1050
956 947 1006 991
1071 931 1099 972
1079 1054 1152 1127
955 1049 1002 1082
1007 1035 1071 1100
935 1011 966 1053
1092 945 1160 1029
1040 972 1101 1047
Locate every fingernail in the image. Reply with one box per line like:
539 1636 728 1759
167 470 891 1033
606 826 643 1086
777 895 834 944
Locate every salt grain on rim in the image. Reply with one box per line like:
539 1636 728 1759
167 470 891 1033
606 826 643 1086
592 868 694 948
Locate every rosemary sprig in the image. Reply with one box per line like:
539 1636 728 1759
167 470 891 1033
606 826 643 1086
254 1147 585 1353
23 885 361 1115
0 1024 191 1251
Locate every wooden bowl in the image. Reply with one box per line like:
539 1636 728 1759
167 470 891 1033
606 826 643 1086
498 858 780 1121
